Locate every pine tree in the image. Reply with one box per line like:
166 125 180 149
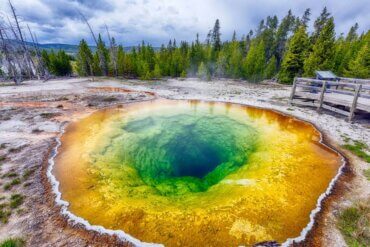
228 41 243 78
274 10 296 68
76 39 93 76
345 44 370 78
139 61 151 80
254 41 266 81
108 37 118 76
57 51 72 76
204 43 214 76
41 50 50 69
333 36 346 75
279 26 309 83
215 50 227 78
197 62 210 80
346 23 359 42
301 8 311 27
243 42 257 80
243 40 266 82
152 63 162 79
265 55 277 79
47 50 72 76
96 34 109 76
304 18 336 76
261 16 278 60
189 34 204 76
117 45 125 76
123 52 135 77
333 26 362 76
130 47 139 77
256 20 265 37
344 31 370 78
170 49 184 77
311 7 331 44
211 19 221 52
232 31 237 42
206 30 212 45
92 52 102 76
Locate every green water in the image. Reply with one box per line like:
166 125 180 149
93 113 258 196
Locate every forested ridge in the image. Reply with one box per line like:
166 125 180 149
3 6 370 83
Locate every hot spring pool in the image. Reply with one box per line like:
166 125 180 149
51 99 343 246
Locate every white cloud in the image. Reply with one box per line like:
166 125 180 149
0 0 369 45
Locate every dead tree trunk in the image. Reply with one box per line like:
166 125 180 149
0 28 19 84
9 0 35 79
2 26 25 84
27 24 45 79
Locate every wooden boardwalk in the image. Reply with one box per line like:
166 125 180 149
290 77 370 121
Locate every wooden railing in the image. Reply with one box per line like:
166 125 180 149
290 77 370 121
338 77 370 85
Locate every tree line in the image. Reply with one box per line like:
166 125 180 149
69 7 369 83
1 5 369 84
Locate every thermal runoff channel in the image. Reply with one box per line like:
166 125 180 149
53 99 342 246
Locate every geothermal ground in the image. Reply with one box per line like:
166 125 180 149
0 78 369 246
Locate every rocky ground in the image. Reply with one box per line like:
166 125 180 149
0 77 369 246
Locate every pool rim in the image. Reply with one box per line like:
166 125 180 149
45 98 349 247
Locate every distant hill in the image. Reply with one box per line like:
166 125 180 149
38 43 94 54
4 39 159 55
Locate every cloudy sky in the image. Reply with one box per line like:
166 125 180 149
0 0 369 46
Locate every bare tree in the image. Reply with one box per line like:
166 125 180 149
8 0 35 79
0 26 20 83
27 24 48 79
0 0 50 84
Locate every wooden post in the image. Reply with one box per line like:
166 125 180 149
349 84 362 122
317 81 327 111
289 77 297 105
